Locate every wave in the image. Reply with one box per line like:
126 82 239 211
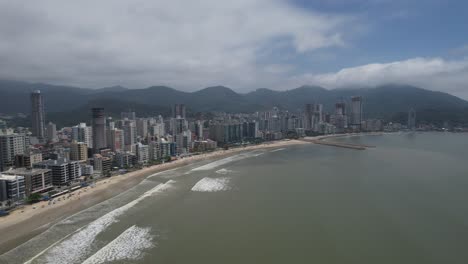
191 151 262 171
270 148 286 152
81 225 154 264
26 180 176 264
191 177 231 192
215 168 233 175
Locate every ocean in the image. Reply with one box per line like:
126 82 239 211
1 132 468 264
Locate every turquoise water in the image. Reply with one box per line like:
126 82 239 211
1 132 468 264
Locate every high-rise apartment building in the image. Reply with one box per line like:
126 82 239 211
72 123 93 148
46 122 58 142
172 104 186 118
350 96 363 129
31 90 46 140
34 158 81 186
70 141 88 161
0 134 26 172
108 128 124 152
0 175 25 202
136 118 148 139
92 108 107 153
3 168 53 196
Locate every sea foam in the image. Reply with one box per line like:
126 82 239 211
215 168 233 175
191 151 261 171
191 177 231 192
270 148 286 152
32 180 176 264
81 225 154 264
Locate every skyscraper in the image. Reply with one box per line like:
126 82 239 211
0 134 26 172
31 90 45 140
46 122 58 142
92 108 107 153
72 123 93 148
172 104 186 118
408 108 416 130
350 96 363 129
304 104 313 130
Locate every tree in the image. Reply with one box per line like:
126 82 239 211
26 193 43 204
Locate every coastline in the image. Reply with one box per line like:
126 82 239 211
0 139 307 254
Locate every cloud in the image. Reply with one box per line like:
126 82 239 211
290 57 468 99
0 0 352 89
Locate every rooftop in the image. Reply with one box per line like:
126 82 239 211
0 175 25 181
3 168 51 176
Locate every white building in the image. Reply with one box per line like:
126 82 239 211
136 143 149 164
72 123 93 149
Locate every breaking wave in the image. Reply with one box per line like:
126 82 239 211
27 180 176 264
215 168 233 175
191 177 231 192
82 225 154 264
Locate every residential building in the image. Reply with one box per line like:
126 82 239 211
72 123 93 149
34 158 81 186
14 149 42 168
46 122 58 142
92 154 112 176
0 175 25 202
172 104 186 118
136 143 149 164
0 134 26 172
31 90 46 140
92 108 107 153
3 168 53 196
70 141 88 161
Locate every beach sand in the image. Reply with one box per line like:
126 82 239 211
0 139 307 254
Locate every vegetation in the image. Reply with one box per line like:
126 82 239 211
2 81 468 127
26 193 43 204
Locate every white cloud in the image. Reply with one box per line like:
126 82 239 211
289 57 468 99
0 0 351 89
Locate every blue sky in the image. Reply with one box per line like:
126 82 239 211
289 0 468 72
0 0 467 98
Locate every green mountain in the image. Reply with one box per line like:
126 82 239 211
1 80 467 127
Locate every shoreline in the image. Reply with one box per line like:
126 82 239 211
0 139 307 254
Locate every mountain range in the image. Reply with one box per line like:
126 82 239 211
1 80 468 127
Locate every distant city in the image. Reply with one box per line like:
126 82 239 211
0 90 457 210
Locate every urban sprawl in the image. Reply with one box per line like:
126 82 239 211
1 90 419 212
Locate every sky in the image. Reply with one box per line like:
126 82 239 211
0 0 467 98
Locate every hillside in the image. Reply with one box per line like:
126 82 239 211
1 80 468 126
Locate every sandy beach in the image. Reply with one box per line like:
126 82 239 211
0 139 308 254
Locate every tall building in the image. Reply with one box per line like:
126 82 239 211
92 154 112 176
408 108 416 130
34 158 81 186
46 122 58 142
72 123 93 148
304 104 313 130
3 168 53 196
0 175 25 202
108 128 124 152
136 143 149 164
92 108 107 153
31 90 46 140
350 96 363 129
14 149 42 168
0 134 26 172
70 142 88 161
136 118 148 139
121 111 136 121
172 104 186 118
123 120 136 149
